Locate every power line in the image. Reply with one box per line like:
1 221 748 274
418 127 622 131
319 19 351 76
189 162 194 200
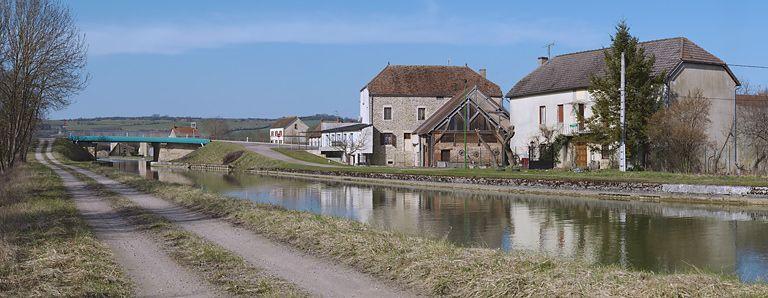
728 64 768 69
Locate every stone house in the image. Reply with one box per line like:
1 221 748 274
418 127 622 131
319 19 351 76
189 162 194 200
269 116 309 144
360 65 503 166
507 37 740 171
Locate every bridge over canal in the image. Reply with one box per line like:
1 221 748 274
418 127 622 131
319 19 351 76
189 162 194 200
68 135 210 161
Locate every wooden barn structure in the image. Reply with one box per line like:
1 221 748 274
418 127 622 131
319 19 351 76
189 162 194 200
414 86 514 167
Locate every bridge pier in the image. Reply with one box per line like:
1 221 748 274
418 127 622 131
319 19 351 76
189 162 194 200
151 142 161 162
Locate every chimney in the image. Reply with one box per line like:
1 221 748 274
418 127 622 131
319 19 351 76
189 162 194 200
537 56 549 66
479 68 487 78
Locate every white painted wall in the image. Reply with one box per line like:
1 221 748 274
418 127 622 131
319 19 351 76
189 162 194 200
507 90 593 158
320 126 373 155
360 88 371 124
269 128 284 144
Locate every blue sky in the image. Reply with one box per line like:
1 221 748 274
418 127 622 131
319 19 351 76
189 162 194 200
52 0 768 119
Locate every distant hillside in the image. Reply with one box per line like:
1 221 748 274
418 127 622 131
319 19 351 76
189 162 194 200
42 114 358 141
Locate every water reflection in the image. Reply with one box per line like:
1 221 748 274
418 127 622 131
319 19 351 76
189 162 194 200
103 159 768 282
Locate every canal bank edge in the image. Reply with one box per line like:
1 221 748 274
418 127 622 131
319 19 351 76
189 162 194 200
250 168 768 205
62 157 768 296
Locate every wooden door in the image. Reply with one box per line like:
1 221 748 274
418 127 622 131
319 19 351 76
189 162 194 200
440 149 451 162
575 142 587 168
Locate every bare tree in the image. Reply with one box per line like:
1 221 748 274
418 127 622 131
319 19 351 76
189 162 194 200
647 90 712 172
736 87 768 174
331 129 370 165
0 0 87 173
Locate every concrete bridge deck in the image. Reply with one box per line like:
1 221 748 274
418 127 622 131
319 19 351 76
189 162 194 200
68 135 210 145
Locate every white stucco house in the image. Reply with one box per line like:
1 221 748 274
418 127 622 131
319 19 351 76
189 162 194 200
319 123 373 165
507 37 740 171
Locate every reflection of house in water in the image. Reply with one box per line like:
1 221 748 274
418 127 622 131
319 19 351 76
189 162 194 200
317 184 375 222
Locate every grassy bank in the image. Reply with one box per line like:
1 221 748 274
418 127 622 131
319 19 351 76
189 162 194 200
175 141 287 169
62 159 768 296
170 140 768 187
271 148 345 166
52 138 93 161
0 162 132 296
65 169 306 297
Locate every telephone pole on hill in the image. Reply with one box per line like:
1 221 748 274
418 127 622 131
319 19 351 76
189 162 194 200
619 52 627 172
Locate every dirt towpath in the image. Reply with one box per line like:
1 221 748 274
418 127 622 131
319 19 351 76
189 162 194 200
50 148 407 297
37 140 219 298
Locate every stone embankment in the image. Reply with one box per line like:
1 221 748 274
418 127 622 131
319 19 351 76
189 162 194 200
251 168 768 199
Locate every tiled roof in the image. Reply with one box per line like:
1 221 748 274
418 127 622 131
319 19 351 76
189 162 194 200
322 123 371 133
363 65 503 98
171 126 200 136
270 116 299 129
507 37 737 99
737 94 768 107
414 86 509 135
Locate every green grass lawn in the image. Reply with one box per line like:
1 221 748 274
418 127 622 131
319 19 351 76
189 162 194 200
271 148 346 166
174 141 287 169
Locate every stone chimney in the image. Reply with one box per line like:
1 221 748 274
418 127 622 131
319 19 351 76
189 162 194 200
479 68 487 78
537 57 549 66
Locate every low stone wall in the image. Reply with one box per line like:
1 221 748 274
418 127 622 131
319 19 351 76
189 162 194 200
250 168 768 197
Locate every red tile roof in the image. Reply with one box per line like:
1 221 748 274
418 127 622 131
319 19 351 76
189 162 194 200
363 65 502 98
171 126 200 137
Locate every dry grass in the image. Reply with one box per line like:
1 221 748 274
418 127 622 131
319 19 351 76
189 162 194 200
66 169 307 297
69 161 768 297
0 162 132 297
175 141 287 169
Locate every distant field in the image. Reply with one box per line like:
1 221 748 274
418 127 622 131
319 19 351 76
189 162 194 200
42 115 343 141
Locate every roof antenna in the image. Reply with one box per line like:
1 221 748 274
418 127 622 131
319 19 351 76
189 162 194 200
544 42 555 59
447 57 451 66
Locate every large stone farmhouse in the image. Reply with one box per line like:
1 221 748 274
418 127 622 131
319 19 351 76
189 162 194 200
360 65 505 166
507 37 740 171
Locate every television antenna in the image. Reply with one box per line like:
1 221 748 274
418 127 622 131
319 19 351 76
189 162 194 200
544 42 555 59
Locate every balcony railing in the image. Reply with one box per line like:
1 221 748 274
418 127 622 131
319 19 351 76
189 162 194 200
560 123 589 136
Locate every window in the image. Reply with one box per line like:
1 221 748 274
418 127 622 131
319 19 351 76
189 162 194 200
383 107 392 120
417 108 426 120
404 133 411 140
437 96 444 101
380 133 396 146
576 103 585 130
557 104 564 124
294 123 297 129
539 106 546 125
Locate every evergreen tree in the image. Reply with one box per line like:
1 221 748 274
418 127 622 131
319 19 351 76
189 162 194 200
586 21 665 167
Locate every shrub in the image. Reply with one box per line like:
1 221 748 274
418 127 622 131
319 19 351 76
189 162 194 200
647 90 711 172
222 150 245 165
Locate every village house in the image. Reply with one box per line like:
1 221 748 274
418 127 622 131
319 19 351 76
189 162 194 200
319 123 373 165
169 123 201 138
269 116 308 144
360 65 503 166
507 37 740 171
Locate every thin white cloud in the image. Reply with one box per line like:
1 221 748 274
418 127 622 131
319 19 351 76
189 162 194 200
85 16 600 55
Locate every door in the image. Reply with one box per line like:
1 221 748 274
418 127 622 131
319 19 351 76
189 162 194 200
575 142 587 168
440 149 451 162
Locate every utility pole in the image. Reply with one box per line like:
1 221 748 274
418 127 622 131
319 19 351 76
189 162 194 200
464 100 468 169
619 52 627 172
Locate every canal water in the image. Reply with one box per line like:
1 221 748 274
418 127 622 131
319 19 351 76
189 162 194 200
104 159 768 282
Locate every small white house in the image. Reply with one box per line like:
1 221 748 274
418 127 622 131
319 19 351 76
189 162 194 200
269 116 308 144
320 124 373 165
